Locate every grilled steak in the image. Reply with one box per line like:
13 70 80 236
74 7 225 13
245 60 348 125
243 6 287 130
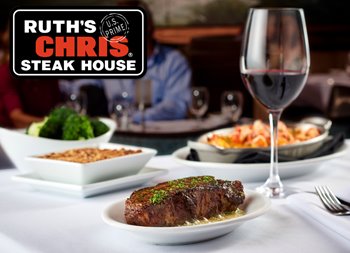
124 176 245 227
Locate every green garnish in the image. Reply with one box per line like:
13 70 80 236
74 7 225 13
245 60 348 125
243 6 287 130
150 190 168 204
148 176 217 204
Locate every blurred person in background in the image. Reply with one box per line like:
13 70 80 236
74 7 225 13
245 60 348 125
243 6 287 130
103 0 192 124
0 23 61 128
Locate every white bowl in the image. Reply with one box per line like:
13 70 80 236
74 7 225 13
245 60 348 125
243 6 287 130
25 143 157 185
102 189 270 245
0 118 116 172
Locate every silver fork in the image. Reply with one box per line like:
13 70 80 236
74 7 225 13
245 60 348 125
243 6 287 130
315 186 350 216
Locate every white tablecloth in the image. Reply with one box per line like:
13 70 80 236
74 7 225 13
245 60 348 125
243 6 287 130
1 145 350 253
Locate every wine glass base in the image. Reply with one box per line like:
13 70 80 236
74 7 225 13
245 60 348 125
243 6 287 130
256 185 285 199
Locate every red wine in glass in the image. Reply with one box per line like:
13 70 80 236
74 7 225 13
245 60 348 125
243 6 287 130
242 70 307 110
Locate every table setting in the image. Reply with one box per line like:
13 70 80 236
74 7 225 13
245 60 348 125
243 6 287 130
111 84 243 136
0 100 349 252
0 106 349 252
0 147 350 252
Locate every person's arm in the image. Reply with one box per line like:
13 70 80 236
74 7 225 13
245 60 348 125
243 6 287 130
9 109 42 128
133 51 191 123
0 64 42 128
3 87 42 128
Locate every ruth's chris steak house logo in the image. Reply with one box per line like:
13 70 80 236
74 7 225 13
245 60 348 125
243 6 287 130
11 8 145 77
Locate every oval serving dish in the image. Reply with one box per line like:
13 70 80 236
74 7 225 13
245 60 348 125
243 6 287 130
188 122 329 163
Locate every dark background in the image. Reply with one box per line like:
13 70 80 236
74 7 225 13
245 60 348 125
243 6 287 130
2 0 350 27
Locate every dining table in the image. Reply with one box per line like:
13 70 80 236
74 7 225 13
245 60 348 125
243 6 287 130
0 140 350 253
111 113 233 155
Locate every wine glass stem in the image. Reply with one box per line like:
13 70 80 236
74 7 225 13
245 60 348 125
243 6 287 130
269 110 282 183
138 102 146 131
259 109 284 198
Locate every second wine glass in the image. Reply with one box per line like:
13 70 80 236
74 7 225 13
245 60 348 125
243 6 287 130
240 8 310 198
221 91 243 122
62 91 87 115
190 87 209 123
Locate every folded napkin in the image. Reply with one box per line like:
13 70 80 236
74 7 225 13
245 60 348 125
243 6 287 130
187 133 345 163
287 193 350 243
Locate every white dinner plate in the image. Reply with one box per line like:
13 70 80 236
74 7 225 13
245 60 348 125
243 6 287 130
12 167 167 198
171 143 348 182
102 189 270 245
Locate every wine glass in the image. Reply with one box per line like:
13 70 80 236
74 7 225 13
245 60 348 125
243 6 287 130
240 8 310 198
221 91 243 122
190 87 209 122
111 92 133 130
62 91 87 115
134 79 152 130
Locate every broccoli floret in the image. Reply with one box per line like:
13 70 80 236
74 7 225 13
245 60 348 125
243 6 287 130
39 117 62 139
39 107 77 139
62 114 94 140
27 118 48 137
50 106 77 121
90 119 109 137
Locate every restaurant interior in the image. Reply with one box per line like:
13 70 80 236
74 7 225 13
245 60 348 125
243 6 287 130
0 0 350 252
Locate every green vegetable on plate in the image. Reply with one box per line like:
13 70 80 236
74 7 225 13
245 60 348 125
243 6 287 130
26 106 109 140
